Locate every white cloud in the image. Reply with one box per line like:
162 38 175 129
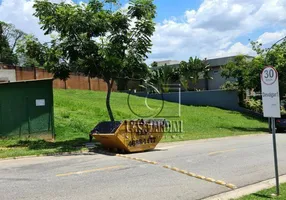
149 0 286 62
0 0 73 42
257 29 286 45
212 42 255 58
1 0 286 63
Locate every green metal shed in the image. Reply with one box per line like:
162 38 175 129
0 79 55 140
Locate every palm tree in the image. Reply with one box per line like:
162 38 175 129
150 64 179 93
179 57 212 91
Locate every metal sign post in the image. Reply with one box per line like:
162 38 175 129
271 117 280 195
261 66 281 196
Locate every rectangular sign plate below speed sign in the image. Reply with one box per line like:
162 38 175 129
261 66 281 118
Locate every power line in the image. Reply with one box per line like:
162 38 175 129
265 36 286 65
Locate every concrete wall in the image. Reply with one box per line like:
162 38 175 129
188 79 206 90
135 90 243 111
0 69 16 82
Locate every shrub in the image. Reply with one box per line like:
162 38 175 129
244 98 286 115
243 98 263 113
220 81 239 91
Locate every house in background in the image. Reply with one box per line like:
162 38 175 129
156 60 181 67
205 56 253 90
153 55 254 91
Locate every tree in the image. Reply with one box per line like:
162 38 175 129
150 64 179 92
221 55 251 101
16 35 46 67
179 57 211 91
221 55 268 102
0 21 27 65
220 81 239 91
33 0 156 121
253 39 286 97
118 55 150 91
0 21 25 52
115 57 150 91
151 61 158 68
17 34 71 88
0 22 18 65
221 38 286 102
44 40 71 89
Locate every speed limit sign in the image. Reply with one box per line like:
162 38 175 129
261 66 278 85
261 66 280 118
261 66 281 195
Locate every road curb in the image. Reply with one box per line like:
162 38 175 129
0 134 267 160
203 174 286 200
0 150 91 161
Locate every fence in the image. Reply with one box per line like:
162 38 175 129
135 90 245 112
2 65 117 91
0 79 54 139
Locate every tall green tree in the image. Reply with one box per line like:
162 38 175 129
150 64 179 92
0 21 27 65
151 61 158 68
0 21 26 52
33 0 156 121
221 38 286 101
179 57 211 91
44 40 71 89
16 35 46 67
0 22 18 65
17 34 71 88
221 55 251 101
253 39 286 96
116 56 150 91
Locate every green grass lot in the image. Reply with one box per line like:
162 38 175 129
238 183 286 199
0 89 268 158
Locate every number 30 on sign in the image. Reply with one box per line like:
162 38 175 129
261 67 278 85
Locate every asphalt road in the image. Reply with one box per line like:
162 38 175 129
1 134 286 200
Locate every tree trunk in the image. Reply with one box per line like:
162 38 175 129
106 79 115 122
238 88 245 106
192 79 197 91
11 34 23 52
204 78 209 90
64 80 67 90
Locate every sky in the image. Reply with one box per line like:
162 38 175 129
0 0 286 64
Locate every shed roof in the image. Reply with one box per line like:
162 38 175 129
0 78 53 85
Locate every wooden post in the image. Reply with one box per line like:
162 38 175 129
88 76 91 90
26 96 31 137
32 65 37 79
